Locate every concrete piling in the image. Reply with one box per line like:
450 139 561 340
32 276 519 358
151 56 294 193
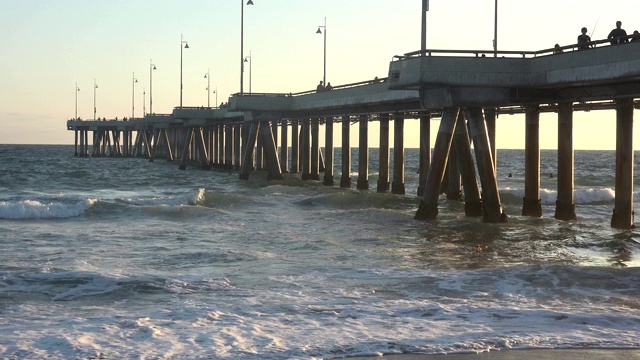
323 117 335 186
340 116 352 188
522 105 542 217
377 114 390 193
611 98 635 229
452 111 482 217
392 113 405 195
357 114 369 190
554 102 577 221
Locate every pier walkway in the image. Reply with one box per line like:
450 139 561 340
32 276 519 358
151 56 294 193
67 39 640 228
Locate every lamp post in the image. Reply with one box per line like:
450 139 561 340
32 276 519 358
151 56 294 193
180 34 189 107
214 87 218 108
204 69 211 107
93 79 98 121
493 0 498 57
75 82 80 119
149 59 156 114
241 0 254 95
132 72 138 118
244 51 252 94
143 88 146 116
316 17 327 87
421 0 428 55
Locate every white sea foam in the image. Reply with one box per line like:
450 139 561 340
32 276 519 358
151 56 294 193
0 198 96 219
120 188 206 207
501 187 616 205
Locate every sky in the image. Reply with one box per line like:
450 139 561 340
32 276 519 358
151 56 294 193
1 0 639 149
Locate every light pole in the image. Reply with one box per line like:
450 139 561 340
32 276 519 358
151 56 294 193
180 34 189 107
149 59 156 114
244 51 252 94
143 88 146 116
241 0 254 95
75 82 80 119
493 0 498 57
316 17 327 87
132 72 138 118
214 87 218 108
204 69 211 107
421 0 429 55
93 79 98 121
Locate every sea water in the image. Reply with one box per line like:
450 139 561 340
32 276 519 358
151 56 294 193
0 144 639 359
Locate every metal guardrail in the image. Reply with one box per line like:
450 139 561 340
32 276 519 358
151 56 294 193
230 77 390 99
394 36 639 60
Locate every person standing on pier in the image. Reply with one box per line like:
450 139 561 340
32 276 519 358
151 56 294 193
577 27 592 50
631 30 640 42
316 80 325 93
608 21 628 45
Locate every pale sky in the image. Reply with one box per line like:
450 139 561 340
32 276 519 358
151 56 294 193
1 0 639 149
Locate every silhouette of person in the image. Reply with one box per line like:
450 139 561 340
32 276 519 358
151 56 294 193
577 27 592 50
316 80 325 93
631 30 640 42
325 82 333 91
608 21 628 45
553 44 563 54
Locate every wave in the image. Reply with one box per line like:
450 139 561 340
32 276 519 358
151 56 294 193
117 188 206 207
499 187 616 205
0 198 96 219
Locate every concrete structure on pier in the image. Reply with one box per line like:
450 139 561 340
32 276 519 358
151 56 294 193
67 40 640 229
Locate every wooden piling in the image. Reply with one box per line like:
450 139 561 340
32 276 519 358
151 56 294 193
301 119 311 180
340 116 352 188
392 113 405 195
418 113 430 197
323 117 335 186
611 98 635 229
260 121 284 180
415 108 458 220
357 114 369 190
522 105 542 217
554 102 577 221
239 122 259 180
311 118 320 180
377 114 390 192
291 119 299 173
452 111 482 217
466 107 507 223
280 120 289 173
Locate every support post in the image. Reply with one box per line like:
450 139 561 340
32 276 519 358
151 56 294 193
260 121 284 180
310 118 320 180
452 111 482 216
178 127 193 170
281 120 289 173
446 146 462 200
466 107 507 223
523 105 542 217
291 119 299 173
377 114 390 192
301 119 311 180
240 122 259 180
418 112 431 197
392 113 406 195
484 107 497 171
340 116 352 188
357 114 369 190
415 108 458 220
555 102 577 220
611 99 635 229
234 124 242 170
225 124 233 170
323 117 335 186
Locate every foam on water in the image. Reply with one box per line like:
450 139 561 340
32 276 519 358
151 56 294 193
0 198 96 219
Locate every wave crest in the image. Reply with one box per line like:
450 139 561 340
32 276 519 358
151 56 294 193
0 199 97 219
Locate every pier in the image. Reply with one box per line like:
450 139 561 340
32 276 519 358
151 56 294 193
68 39 640 229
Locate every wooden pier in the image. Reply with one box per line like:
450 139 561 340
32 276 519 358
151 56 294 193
68 40 640 229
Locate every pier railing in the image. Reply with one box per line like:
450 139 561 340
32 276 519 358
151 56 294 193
394 36 636 60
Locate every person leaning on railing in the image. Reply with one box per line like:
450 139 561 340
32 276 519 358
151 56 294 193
608 21 628 45
577 27 592 50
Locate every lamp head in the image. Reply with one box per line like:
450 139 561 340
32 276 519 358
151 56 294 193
152 65 157 70
184 43 189 49
247 0 254 5
316 28 322 34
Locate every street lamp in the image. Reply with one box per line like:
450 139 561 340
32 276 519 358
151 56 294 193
93 79 98 121
493 0 498 57
244 51 252 94
214 87 218 108
316 17 327 87
143 88 146 116
132 72 138 118
149 59 156 114
75 82 80 120
241 0 254 95
204 69 211 107
180 34 189 107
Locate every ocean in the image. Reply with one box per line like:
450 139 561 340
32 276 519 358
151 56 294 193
1 144 639 359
